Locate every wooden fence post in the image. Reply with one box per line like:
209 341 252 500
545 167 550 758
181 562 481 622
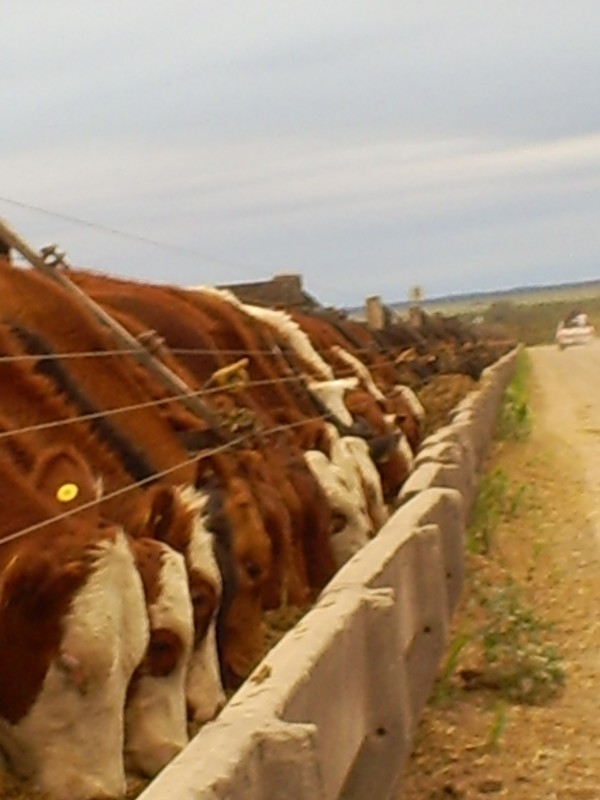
0 217 229 440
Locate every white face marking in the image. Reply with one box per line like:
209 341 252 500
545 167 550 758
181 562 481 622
185 620 224 725
178 486 223 599
176 486 226 724
331 345 386 402
395 384 425 421
308 377 359 428
324 422 341 447
149 546 194 641
0 531 148 800
125 544 193 777
332 436 389 530
195 287 335 381
304 449 372 566
190 285 244 309
398 431 416 470
242 304 335 380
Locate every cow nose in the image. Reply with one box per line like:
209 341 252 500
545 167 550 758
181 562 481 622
128 739 184 778
221 663 245 691
79 780 125 800
144 740 183 776
186 700 196 722
187 695 226 724
214 696 226 716
89 794 122 800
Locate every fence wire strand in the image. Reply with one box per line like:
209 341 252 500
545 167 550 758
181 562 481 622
0 411 333 547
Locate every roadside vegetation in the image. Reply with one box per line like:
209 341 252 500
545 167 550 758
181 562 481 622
391 284 600 347
433 350 565 711
475 296 600 346
401 324 600 799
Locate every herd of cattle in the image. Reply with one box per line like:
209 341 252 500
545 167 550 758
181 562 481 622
0 247 512 800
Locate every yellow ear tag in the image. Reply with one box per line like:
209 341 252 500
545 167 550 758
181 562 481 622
56 483 79 503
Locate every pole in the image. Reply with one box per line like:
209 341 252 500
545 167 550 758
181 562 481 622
0 217 229 440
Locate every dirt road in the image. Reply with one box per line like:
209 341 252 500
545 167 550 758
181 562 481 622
400 339 600 799
532 340 600 523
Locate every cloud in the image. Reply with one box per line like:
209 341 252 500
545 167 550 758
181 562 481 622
2 2 600 305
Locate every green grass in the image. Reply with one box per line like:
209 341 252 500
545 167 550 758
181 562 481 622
431 631 472 705
495 350 532 441
476 577 565 704
486 700 508 750
467 469 528 554
468 352 532 553
480 295 600 346
387 281 600 330
437 350 565 708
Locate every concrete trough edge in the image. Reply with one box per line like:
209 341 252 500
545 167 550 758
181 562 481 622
138 347 519 800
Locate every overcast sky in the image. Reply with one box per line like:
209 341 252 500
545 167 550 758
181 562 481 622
2 2 599 308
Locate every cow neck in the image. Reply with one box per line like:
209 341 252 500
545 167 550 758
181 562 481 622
6 321 159 485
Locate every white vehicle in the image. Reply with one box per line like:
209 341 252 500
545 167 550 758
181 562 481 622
555 312 595 349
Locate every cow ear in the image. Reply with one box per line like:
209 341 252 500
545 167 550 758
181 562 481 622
178 427 220 453
1 553 86 617
368 432 400 463
349 416 373 439
144 486 177 543
31 446 100 519
195 456 216 486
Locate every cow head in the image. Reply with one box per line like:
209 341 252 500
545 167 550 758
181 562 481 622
331 436 389 531
24 447 194 778
303 449 372 567
386 385 424 453
216 476 273 685
231 448 310 610
307 377 359 428
139 483 226 726
0 528 148 800
125 538 193 777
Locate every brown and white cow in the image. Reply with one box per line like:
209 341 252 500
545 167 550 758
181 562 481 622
56 269 336 594
62 269 392 568
0 316 226 726
2 263 413 679
0 417 195 778
0 264 273 694
0 451 149 800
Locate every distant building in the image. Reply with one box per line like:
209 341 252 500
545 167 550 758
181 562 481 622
214 273 322 310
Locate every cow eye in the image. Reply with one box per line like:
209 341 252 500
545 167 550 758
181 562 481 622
244 561 262 581
191 592 206 608
147 629 182 676
331 512 347 534
150 637 172 656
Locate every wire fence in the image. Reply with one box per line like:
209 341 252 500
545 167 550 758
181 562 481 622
0 410 333 547
0 195 267 278
0 197 445 548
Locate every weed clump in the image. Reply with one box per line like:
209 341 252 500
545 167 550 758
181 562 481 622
467 468 528 554
474 578 565 704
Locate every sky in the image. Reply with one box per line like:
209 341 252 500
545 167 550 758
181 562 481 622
2 1 600 308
